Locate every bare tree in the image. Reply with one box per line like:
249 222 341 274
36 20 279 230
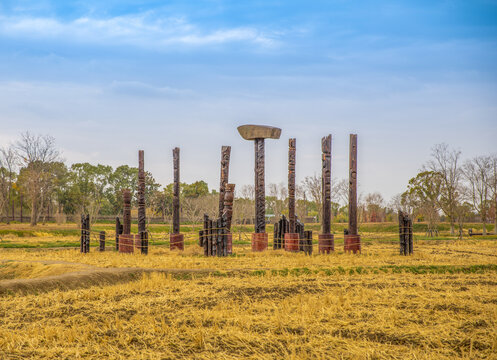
425 143 462 235
0 146 17 222
332 178 348 206
268 182 286 221
182 196 203 231
487 155 497 235
239 184 255 200
364 192 385 222
463 156 491 235
14 132 60 225
390 193 415 218
302 174 322 221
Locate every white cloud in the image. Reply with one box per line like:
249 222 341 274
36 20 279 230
0 13 278 49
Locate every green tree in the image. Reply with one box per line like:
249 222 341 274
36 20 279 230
403 171 442 236
182 181 209 198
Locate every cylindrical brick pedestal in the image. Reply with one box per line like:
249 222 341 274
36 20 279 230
318 233 334 254
170 233 184 250
344 234 361 254
119 234 134 253
226 233 233 255
284 233 300 252
251 233 268 252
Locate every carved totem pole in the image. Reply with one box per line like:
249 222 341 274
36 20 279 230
223 183 235 255
284 138 300 252
344 134 361 253
319 135 334 253
219 146 231 218
170 147 184 250
237 125 281 251
137 150 148 254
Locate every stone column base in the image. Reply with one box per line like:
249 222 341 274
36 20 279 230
119 234 134 253
170 233 184 251
251 233 268 252
318 233 334 254
344 234 361 254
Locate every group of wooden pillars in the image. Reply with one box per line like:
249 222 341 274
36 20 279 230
199 147 235 256
116 150 150 254
263 134 361 254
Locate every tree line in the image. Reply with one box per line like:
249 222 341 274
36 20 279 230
1 132 496 235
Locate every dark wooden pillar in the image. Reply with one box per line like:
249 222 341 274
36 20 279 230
99 231 106 252
348 134 358 235
223 183 235 232
288 138 296 233
254 138 265 234
170 147 184 250
344 134 360 253
321 135 332 234
319 135 334 253
219 146 231 218
172 147 180 235
137 150 148 254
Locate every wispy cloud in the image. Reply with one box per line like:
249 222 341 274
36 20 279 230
109 81 193 98
0 13 278 49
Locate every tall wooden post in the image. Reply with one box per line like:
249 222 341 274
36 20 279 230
223 183 235 255
238 125 281 251
137 150 148 254
170 147 184 250
254 138 265 234
288 138 296 233
219 146 231 218
285 138 299 252
344 134 361 253
319 135 334 253
172 147 180 235
119 189 134 253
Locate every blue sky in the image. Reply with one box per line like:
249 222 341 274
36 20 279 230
0 0 496 202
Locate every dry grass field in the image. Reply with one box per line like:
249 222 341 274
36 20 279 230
0 225 496 359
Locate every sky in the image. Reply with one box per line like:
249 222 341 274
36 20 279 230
0 0 496 202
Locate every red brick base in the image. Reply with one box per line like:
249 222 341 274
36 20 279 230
170 233 184 251
119 234 134 253
318 233 334 254
284 233 300 252
251 233 268 252
344 234 361 254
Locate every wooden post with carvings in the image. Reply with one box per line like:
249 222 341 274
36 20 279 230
223 183 235 255
219 146 231 218
319 135 334 253
237 125 281 252
344 134 361 253
170 147 184 250
137 150 148 254
285 138 299 252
